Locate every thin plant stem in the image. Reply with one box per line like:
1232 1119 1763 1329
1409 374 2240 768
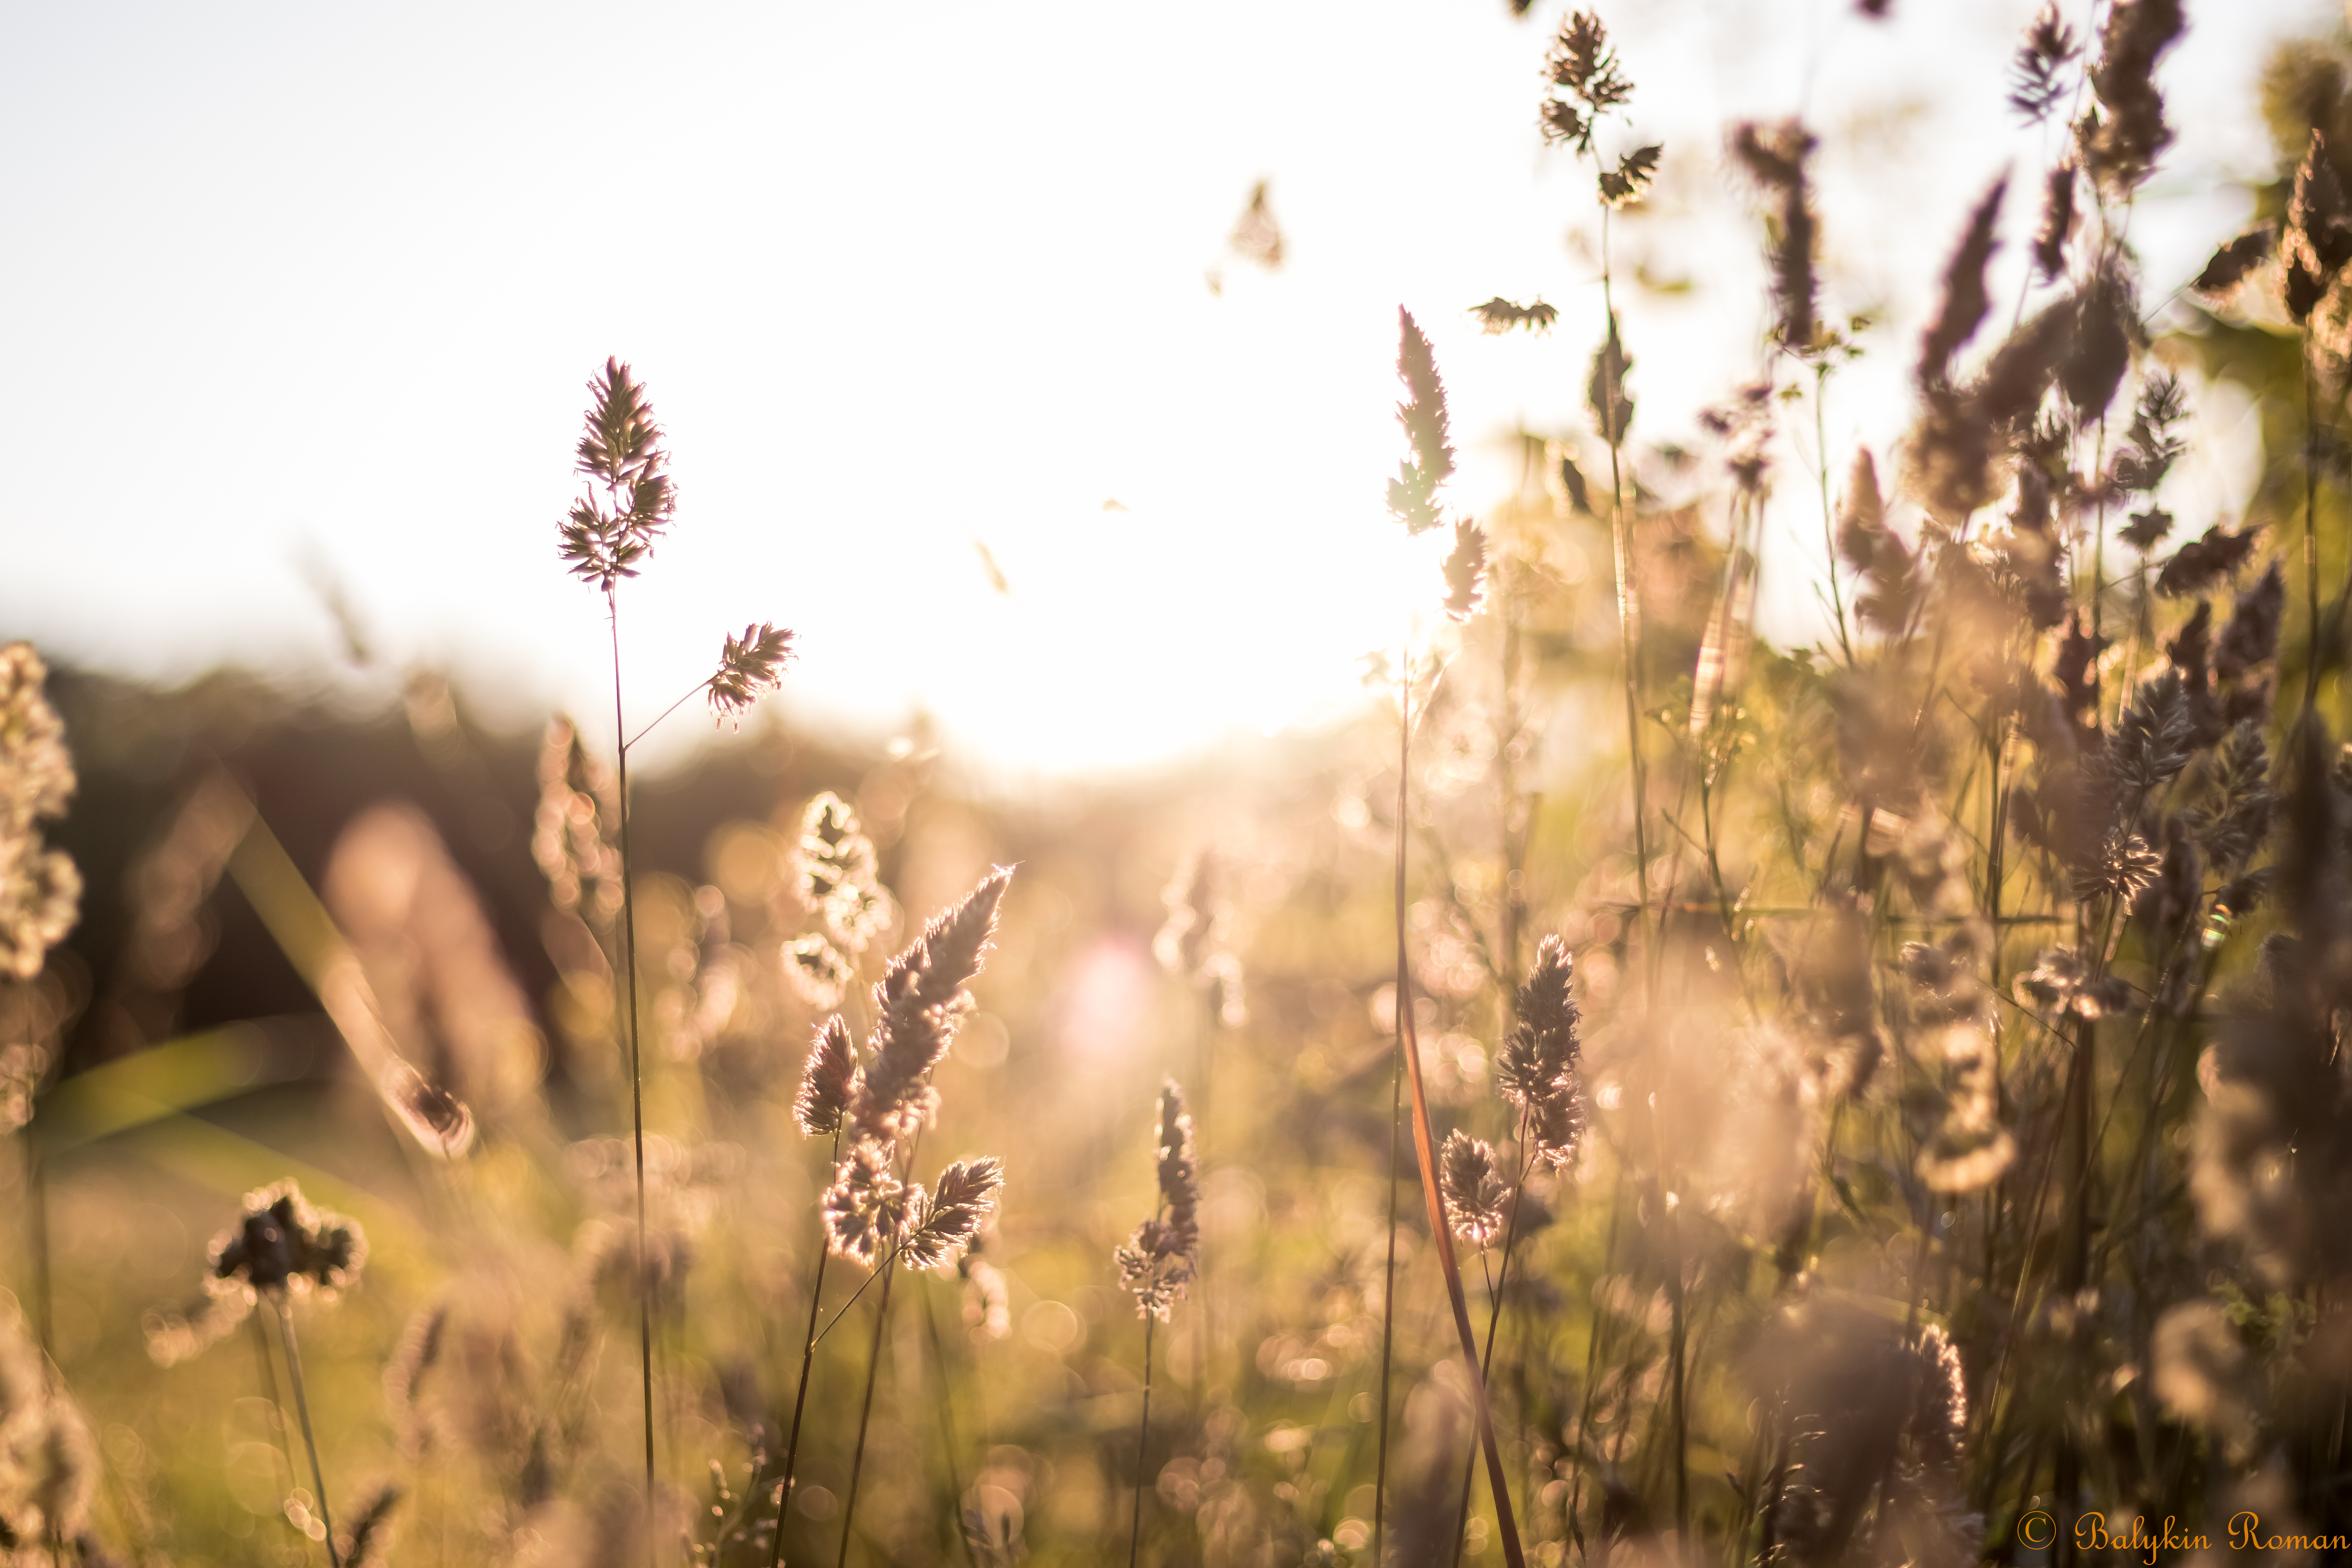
273 1297 342 1568
1127 1311 1156 1568
834 1262 898 1568
1446 1107 1537 1568
1599 214 1651 954
608 595 658 1559
1394 632 1529 1568
1372 1053 1402 1568
919 1277 979 1568
251 1314 300 1531
1815 360 1855 667
766 1128 842 1568
623 678 715 753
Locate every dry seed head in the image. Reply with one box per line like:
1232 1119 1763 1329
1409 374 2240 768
2214 561 2286 686
558 357 676 592
2032 161 2077 281
0 644 74 834
380 1058 476 1160
1731 120 1818 350
2081 0 2185 193
793 792 887 954
0 644 79 982
1544 11 1632 116
2061 263 2136 417
210 1180 367 1299
1114 1079 1201 1320
795 1014 862 1138
783 933 855 1009
1470 297 1558 334
900 1157 1004 1270
1439 1130 1510 1250
2008 2 2081 123
0 840 79 984
855 866 1013 1140
2193 228 2275 300
1598 143 1662 208
2155 523 2259 599
532 715 622 929
1441 518 1488 623
2106 671 2193 795
1386 308 1455 536
1918 179 2007 388
707 621 795 726
822 1140 908 1267
1587 314 1635 444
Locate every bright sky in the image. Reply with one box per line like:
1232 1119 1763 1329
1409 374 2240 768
0 0 2330 775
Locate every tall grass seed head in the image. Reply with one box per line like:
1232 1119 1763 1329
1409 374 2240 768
855 867 1013 1141
1387 308 1455 536
2008 2 2081 123
795 1014 862 1137
708 621 795 726
532 715 623 929
823 1140 909 1267
210 1180 367 1299
793 791 887 954
559 358 676 592
900 1156 1004 1270
1731 120 1818 350
2081 0 2185 194
1441 518 1488 623
1439 1130 1510 1249
1114 1080 1201 1320
0 644 79 982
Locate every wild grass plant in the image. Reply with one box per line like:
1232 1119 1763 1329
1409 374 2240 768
17 3 2352 1566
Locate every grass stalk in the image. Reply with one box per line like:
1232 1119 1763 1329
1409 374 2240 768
1393 639 1529 1568
1445 1109 1537 1568
766 1129 842 1568
919 1276 979 1568
273 1297 342 1568
1372 1054 1402 1568
607 598 660 1559
1127 1312 1156 1568
833 1260 898 1568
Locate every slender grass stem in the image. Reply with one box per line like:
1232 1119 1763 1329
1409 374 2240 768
1815 361 1855 668
1446 1109 1537 1568
766 1128 842 1568
607 595 658 1564
1395 634 1529 1568
833 1262 898 1568
1127 1312 1156 1568
1372 1054 1402 1568
273 1296 341 1568
623 679 715 753
251 1314 300 1533
919 1277 979 1568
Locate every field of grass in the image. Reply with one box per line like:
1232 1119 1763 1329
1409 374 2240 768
13 4 2352 1565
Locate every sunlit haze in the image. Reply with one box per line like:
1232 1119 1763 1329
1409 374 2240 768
0 0 2327 774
